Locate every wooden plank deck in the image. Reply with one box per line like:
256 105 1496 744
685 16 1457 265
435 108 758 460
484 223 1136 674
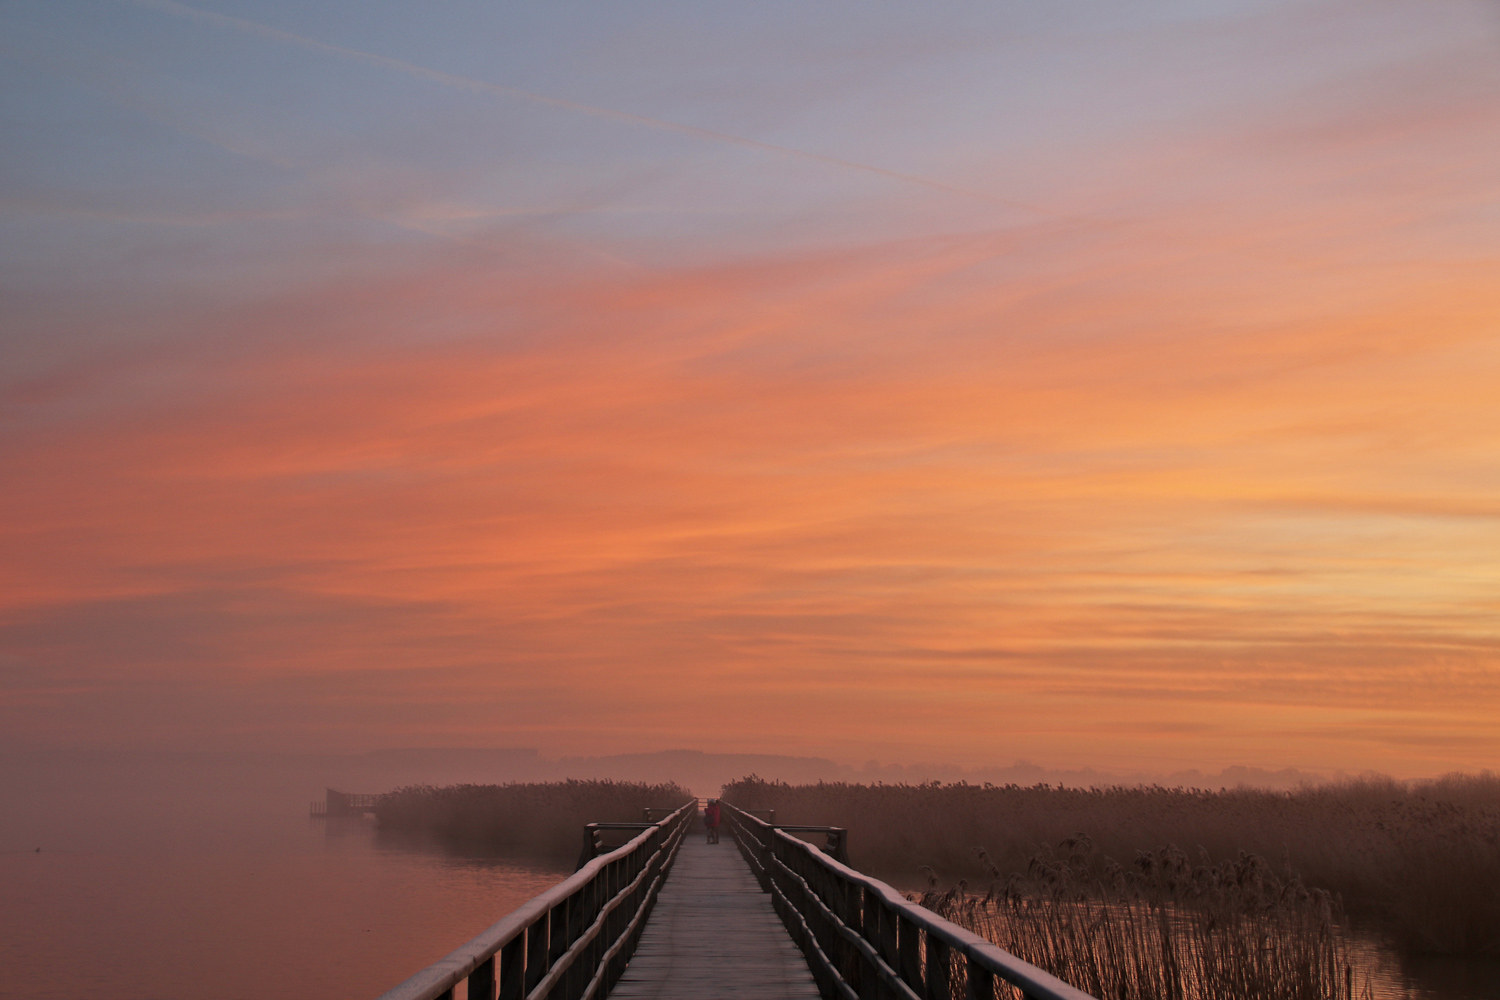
610 835 821 1000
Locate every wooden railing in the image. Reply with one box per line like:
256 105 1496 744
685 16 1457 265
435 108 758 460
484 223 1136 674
720 802 1098 1000
375 800 695 1000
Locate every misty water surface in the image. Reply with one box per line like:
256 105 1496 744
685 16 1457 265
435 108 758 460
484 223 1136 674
0 754 570 1000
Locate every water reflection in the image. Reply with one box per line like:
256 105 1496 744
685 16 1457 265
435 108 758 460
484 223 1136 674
1352 931 1500 1000
0 762 571 1000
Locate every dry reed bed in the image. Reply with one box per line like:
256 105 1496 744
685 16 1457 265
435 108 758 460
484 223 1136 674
376 779 691 861
723 774 1500 958
924 842 1370 999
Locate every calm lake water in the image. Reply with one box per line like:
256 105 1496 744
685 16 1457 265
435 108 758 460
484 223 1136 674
0 755 571 1000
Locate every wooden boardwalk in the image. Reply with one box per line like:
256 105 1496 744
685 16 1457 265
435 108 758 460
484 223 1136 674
610 835 821 1000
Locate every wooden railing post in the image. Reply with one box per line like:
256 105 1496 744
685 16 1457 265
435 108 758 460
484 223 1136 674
966 953 995 1000
845 881 863 935
761 830 775 892
577 825 597 870
548 900 568 969
498 933 524 1000
863 887 881 952
878 898 899 969
900 913 922 993
525 914 549 995
466 955 496 1000
926 934 951 1000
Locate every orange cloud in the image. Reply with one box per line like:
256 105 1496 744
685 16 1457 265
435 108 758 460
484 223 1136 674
2 177 1499 776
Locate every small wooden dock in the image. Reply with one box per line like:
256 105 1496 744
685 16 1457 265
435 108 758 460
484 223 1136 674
609 837 820 1000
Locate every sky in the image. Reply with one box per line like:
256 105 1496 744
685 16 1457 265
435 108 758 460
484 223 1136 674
1 0 1498 777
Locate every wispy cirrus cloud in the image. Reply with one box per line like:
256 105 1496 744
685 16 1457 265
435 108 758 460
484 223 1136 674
3 207 1498 768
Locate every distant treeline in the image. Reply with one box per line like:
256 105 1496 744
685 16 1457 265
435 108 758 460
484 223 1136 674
722 773 1500 957
376 779 691 861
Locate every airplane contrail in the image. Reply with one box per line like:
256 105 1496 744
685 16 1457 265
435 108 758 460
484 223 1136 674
131 0 1061 218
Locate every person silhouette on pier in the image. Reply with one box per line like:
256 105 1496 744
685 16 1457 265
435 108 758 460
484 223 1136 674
704 799 721 844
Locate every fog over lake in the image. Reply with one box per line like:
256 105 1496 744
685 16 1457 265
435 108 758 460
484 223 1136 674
4 751 1498 1000
0 751 576 999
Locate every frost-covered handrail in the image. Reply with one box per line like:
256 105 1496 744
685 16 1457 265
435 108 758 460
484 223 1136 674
721 801 1097 1000
376 799 694 1000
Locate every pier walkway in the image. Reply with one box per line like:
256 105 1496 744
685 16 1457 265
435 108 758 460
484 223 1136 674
373 800 1096 1000
609 837 820 1000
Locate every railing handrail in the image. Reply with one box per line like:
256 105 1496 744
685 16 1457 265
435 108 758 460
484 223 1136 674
721 801 1097 1000
577 818 685 870
376 799 695 1000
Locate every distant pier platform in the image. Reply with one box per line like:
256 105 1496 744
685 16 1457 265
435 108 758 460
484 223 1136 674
309 788 380 818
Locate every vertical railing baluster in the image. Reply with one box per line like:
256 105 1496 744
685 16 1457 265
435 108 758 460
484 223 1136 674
900 913 922 994
467 954 496 1000
498 933 524 1000
850 882 878 1000
758 827 773 891
584 873 604 1000
525 913 549 995
548 900 568 970
566 885 587 1000
926 933 951 1000
843 843 865 996
965 953 994 1000
879 898 899 969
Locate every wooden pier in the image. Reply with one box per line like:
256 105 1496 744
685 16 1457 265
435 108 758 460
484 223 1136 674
375 800 1096 1000
609 837 819 1000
